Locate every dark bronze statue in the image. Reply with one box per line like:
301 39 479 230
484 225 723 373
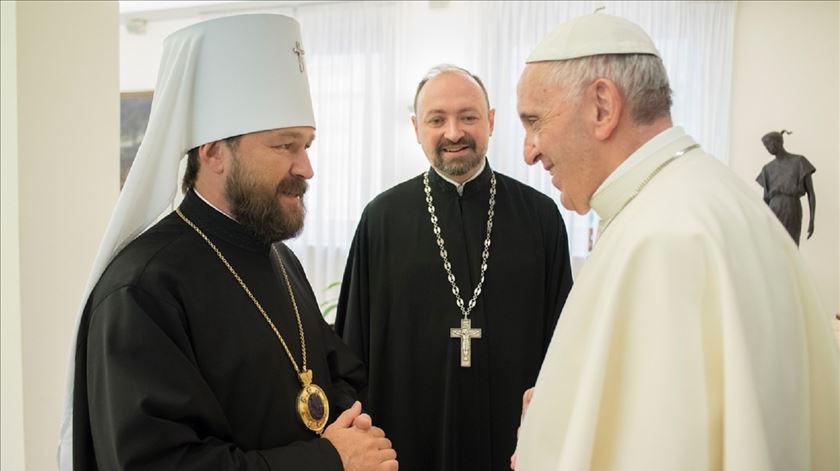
756 130 816 246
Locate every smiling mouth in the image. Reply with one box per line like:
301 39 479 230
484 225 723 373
442 146 470 153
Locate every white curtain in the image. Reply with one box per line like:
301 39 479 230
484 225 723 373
267 0 736 316
285 2 402 314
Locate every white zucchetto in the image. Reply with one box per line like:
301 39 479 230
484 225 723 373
527 12 661 62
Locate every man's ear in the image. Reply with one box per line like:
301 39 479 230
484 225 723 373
487 108 496 136
198 140 227 175
411 115 420 144
590 78 623 141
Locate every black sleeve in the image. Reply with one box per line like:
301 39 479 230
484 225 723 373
85 286 343 471
542 203 574 353
321 318 367 413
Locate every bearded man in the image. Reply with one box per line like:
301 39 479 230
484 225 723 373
60 14 397 471
335 64 573 471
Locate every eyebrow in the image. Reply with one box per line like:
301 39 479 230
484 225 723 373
423 107 482 115
270 130 316 143
273 131 305 138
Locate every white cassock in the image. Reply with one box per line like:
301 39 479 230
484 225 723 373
516 127 839 470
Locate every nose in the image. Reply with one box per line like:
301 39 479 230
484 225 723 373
444 120 465 142
292 149 315 180
523 138 541 166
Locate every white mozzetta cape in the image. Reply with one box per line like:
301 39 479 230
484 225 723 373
516 129 839 470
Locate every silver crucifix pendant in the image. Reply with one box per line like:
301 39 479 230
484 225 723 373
450 318 481 367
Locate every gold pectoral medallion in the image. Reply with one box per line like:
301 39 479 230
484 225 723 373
296 369 329 434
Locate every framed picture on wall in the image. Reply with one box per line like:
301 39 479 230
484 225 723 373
120 91 153 188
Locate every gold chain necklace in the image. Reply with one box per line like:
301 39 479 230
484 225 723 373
175 208 329 434
423 170 496 368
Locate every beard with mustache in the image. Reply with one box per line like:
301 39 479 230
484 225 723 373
224 151 308 244
433 135 485 177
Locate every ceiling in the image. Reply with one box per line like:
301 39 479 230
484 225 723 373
118 1 334 23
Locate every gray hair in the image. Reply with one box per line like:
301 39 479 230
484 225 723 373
542 54 672 124
413 64 490 114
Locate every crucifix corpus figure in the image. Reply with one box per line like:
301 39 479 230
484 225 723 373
450 318 482 367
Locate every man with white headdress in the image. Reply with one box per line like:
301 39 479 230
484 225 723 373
512 12 839 470
59 14 397 471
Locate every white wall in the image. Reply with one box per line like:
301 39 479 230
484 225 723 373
120 16 197 92
1 1 26 470
729 0 839 316
7 2 120 470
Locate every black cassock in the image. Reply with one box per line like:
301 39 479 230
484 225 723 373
73 190 365 470
336 163 573 471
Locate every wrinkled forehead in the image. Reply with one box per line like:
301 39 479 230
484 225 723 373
517 63 560 105
518 63 553 93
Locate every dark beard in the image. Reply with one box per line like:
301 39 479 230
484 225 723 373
433 135 483 176
224 155 308 243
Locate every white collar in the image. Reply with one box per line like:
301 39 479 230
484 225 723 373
432 158 487 196
593 126 685 197
194 189 237 221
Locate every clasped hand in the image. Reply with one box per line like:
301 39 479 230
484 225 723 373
323 401 398 471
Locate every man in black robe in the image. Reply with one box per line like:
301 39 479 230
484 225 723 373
335 64 574 471
63 14 397 471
